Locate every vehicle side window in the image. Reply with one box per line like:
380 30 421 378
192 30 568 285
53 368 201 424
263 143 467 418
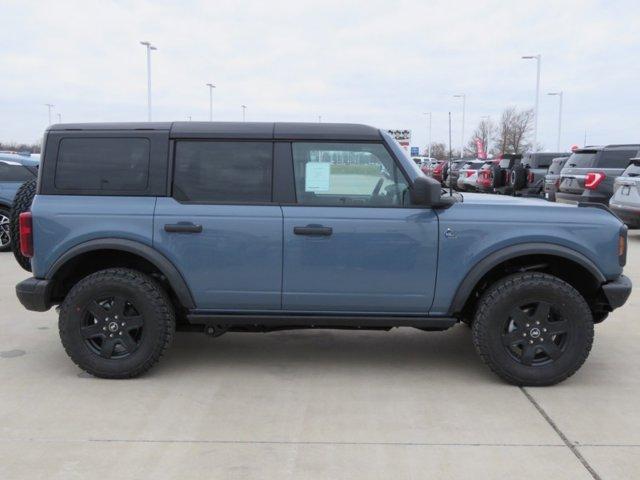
173 141 272 203
291 142 409 206
0 161 35 182
55 138 150 191
598 149 637 168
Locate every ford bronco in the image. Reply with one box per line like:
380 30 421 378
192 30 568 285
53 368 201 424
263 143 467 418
15 122 632 385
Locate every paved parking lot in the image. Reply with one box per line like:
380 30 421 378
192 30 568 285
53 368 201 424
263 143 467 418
1 232 639 479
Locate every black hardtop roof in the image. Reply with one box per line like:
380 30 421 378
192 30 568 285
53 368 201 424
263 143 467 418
49 122 382 141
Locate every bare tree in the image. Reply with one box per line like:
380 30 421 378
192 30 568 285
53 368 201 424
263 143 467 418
492 107 534 154
466 118 495 157
0 141 41 153
424 142 448 160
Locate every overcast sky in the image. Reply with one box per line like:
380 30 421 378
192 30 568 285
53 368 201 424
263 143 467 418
1 0 639 151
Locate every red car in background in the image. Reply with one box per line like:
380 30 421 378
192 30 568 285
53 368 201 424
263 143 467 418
421 159 446 184
477 159 501 192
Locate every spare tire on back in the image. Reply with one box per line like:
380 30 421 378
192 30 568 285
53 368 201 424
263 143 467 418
10 178 37 272
491 164 502 188
510 165 527 190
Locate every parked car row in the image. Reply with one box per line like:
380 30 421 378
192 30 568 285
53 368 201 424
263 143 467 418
421 144 640 229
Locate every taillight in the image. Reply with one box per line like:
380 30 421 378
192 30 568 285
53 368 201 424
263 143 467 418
19 212 33 258
466 171 474 177
434 164 443 174
584 171 606 190
555 178 561 188
527 171 534 183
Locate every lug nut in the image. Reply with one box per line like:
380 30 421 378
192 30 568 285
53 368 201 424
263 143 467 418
522 333 527 337
119 332 123 336
109 334 114 338
121 323 125 327
539 338 544 342
526 323 530 327
536 321 540 325
102 327 107 331
529 340 534 344
543 328 547 332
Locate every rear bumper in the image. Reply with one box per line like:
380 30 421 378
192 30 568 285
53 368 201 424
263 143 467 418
15 277 52 312
557 191 609 205
609 203 640 228
602 275 632 311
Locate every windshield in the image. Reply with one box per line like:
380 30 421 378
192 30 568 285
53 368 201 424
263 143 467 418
548 157 567 175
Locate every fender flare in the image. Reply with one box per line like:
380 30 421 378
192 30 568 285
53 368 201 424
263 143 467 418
449 242 606 315
46 238 195 309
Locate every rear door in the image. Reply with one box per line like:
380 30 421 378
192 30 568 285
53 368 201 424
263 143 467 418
154 140 283 310
281 141 438 313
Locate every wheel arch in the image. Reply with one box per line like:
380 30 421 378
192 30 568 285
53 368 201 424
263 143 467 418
450 243 606 317
46 238 195 309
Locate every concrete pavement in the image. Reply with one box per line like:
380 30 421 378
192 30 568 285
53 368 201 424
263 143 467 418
1 232 639 479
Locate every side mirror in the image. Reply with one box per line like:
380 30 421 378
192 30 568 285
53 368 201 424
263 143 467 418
410 175 442 206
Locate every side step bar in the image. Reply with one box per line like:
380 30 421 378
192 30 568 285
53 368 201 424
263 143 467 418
187 312 457 330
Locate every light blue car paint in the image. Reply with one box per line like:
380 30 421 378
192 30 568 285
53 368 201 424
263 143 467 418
153 198 283 310
23 124 628 318
31 196 157 278
282 206 438 313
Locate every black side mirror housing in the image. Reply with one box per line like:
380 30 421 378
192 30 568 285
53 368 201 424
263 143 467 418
410 175 443 206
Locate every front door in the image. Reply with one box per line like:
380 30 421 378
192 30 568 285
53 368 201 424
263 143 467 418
154 140 282 310
282 142 438 313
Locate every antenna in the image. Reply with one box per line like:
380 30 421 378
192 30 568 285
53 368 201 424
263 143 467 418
448 111 453 197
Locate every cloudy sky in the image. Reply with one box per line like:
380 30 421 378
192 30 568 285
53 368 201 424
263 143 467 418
1 0 639 151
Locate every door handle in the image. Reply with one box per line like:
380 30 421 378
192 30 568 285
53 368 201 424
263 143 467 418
164 223 203 233
293 225 333 236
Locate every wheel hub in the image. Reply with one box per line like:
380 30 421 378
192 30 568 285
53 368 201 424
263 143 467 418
107 321 119 333
529 327 541 339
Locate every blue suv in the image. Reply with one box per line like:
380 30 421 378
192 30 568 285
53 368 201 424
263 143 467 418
15 122 632 385
0 153 38 251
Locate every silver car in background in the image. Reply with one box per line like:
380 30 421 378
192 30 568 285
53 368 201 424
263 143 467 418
610 157 640 228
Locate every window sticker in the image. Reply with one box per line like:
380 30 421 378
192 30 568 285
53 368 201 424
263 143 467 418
305 162 331 192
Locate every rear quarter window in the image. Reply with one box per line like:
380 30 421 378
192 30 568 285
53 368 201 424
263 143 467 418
0 161 35 182
565 152 598 168
596 149 637 168
622 162 640 177
55 138 150 191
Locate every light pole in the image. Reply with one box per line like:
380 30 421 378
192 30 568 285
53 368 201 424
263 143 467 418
318 115 322 123
206 83 215 121
57 113 62 123
547 91 563 151
453 94 466 158
140 41 157 121
423 112 432 159
241 105 247 122
522 54 541 152
45 104 55 125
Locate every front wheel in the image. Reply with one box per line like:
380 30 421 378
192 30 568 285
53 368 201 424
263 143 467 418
472 272 594 386
59 268 176 378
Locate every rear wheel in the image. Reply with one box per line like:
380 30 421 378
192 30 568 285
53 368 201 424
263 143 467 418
59 268 175 378
10 178 37 271
0 207 11 252
472 272 594 386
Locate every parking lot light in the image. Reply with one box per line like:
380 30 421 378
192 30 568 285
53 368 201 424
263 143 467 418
547 91 563 151
522 55 541 152
140 41 157 121
206 83 216 121
45 104 54 125
423 112 432 159
453 95 466 158
241 105 247 122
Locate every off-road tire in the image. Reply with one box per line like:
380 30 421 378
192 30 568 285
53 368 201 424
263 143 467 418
0 207 11 252
59 268 176 379
472 272 594 386
10 178 37 271
510 165 527 190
